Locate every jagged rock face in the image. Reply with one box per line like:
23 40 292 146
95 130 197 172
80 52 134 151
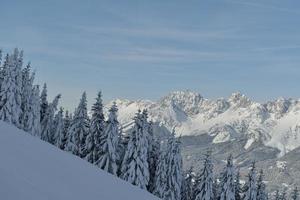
108 90 300 156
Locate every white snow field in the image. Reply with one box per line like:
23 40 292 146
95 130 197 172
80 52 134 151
0 121 159 200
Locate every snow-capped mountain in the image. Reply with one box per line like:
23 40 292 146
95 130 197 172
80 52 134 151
107 90 300 156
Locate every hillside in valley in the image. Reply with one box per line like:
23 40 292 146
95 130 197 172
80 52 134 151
0 121 159 200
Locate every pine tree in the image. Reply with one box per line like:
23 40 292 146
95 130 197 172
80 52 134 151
153 149 167 198
0 52 22 126
163 130 183 200
53 107 64 147
27 85 41 136
219 154 236 200
243 162 257 200
256 170 268 200
280 188 287 200
121 110 150 190
13 48 23 128
274 190 280 200
85 91 105 164
195 151 214 200
96 102 119 175
40 94 61 144
21 63 35 131
291 187 299 200
58 110 71 150
148 134 161 192
213 177 219 200
234 169 242 200
40 83 48 122
182 167 195 200
0 50 3 91
67 92 89 158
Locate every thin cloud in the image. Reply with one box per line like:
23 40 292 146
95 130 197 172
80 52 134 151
226 0 300 15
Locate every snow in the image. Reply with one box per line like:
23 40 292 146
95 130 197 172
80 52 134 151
244 138 255 149
0 121 159 200
276 161 287 170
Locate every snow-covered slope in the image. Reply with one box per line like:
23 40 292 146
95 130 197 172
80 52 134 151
108 90 300 156
0 122 159 200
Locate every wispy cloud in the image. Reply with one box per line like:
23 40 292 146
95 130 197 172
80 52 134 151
226 0 300 15
72 25 242 41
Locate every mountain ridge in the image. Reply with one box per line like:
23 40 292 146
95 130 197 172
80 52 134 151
106 90 300 156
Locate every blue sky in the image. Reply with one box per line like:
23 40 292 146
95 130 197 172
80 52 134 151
1 0 300 109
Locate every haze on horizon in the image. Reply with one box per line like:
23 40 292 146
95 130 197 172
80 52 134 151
1 0 300 110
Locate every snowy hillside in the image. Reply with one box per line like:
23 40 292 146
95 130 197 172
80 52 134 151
0 121 159 200
108 90 300 156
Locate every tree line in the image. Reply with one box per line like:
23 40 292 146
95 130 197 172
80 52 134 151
0 48 298 200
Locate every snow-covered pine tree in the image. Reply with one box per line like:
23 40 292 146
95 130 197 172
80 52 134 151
121 110 150 190
13 48 23 128
21 63 35 131
219 154 236 200
194 151 214 200
243 162 257 200
274 190 280 200
0 50 2 87
67 92 90 158
53 107 64 147
40 83 48 122
212 177 219 200
234 169 242 200
58 110 71 150
153 148 167 199
280 188 287 200
40 94 61 144
148 133 161 192
29 85 41 136
96 101 119 175
256 170 268 200
163 130 183 200
85 91 105 164
0 52 22 126
182 167 195 200
291 187 299 200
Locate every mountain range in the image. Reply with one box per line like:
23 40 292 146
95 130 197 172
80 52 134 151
107 90 300 192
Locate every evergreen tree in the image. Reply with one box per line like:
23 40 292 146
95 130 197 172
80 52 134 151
274 190 280 200
121 110 150 190
40 83 48 122
163 130 183 200
13 48 23 128
280 188 287 200
0 52 22 126
219 154 236 200
291 187 299 200
234 169 242 200
27 85 41 136
256 170 268 200
53 107 64 147
58 110 71 150
40 94 61 144
213 177 219 200
195 151 214 200
243 162 257 200
21 63 35 131
148 136 161 192
67 92 89 158
182 167 195 200
96 102 119 175
85 92 105 164
153 149 167 198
